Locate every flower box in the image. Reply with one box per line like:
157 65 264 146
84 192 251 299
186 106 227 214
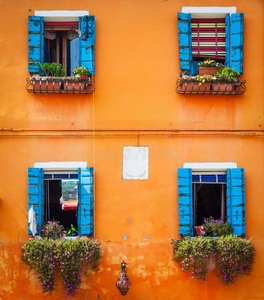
199 67 222 76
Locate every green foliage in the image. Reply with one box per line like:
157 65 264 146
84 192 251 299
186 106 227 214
39 63 66 77
215 235 256 285
21 238 56 294
39 220 65 240
172 235 256 285
215 67 240 81
21 235 102 296
202 217 233 237
55 238 101 297
172 237 215 281
73 66 91 77
39 63 50 76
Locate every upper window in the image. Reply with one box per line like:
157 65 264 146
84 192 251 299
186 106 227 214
28 13 95 75
178 8 244 75
28 166 94 236
178 165 245 237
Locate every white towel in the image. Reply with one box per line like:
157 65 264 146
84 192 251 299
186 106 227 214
28 207 37 236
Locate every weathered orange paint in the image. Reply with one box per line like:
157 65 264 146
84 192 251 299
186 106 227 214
0 0 264 299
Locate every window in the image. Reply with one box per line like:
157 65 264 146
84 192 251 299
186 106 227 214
28 167 94 236
44 22 80 76
44 172 79 229
178 8 244 75
28 13 95 75
192 173 227 227
178 166 245 237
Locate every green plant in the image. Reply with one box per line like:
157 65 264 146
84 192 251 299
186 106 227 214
21 231 102 296
214 67 240 81
39 63 50 76
21 238 56 294
172 236 215 281
202 217 233 237
73 66 91 77
172 235 256 285
215 235 256 285
39 220 65 239
39 63 66 77
55 238 101 297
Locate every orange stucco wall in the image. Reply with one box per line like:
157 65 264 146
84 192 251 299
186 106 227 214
0 0 264 299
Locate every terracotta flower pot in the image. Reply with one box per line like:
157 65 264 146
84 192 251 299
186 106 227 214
212 82 233 92
64 81 85 91
199 67 222 76
47 81 60 91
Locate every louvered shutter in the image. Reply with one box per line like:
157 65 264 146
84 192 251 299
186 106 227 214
178 168 193 236
28 16 44 73
225 14 230 68
230 13 244 74
79 16 95 74
178 13 193 75
28 168 44 235
226 168 245 236
78 167 94 235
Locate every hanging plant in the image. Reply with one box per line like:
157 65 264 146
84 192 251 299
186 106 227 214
172 236 216 281
55 238 102 297
21 238 56 294
172 235 256 285
21 224 102 296
215 235 256 285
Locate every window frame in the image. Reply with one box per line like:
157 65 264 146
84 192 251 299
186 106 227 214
28 162 94 236
178 163 245 237
28 11 95 75
178 7 244 75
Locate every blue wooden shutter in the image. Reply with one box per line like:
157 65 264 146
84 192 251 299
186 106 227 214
79 16 95 74
230 13 244 74
225 14 230 68
28 168 44 234
28 16 44 73
178 168 193 236
226 168 245 236
178 13 193 75
78 167 94 235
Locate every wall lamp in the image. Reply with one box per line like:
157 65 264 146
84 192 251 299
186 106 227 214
116 261 131 296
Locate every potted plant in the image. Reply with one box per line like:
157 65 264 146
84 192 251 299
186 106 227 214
67 66 92 91
21 221 102 296
200 217 233 237
36 63 65 91
172 218 256 285
179 75 212 92
212 67 240 92
198 59 224 76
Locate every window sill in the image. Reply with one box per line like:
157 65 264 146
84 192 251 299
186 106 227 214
26 78 95 94
175 79 246 95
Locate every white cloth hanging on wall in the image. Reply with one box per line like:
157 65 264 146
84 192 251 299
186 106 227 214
28 207 37 236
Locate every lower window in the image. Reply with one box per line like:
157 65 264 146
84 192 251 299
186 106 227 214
28 167 94 236
178 167 245 237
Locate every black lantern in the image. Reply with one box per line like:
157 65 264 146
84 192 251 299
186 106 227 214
116 261 131 296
